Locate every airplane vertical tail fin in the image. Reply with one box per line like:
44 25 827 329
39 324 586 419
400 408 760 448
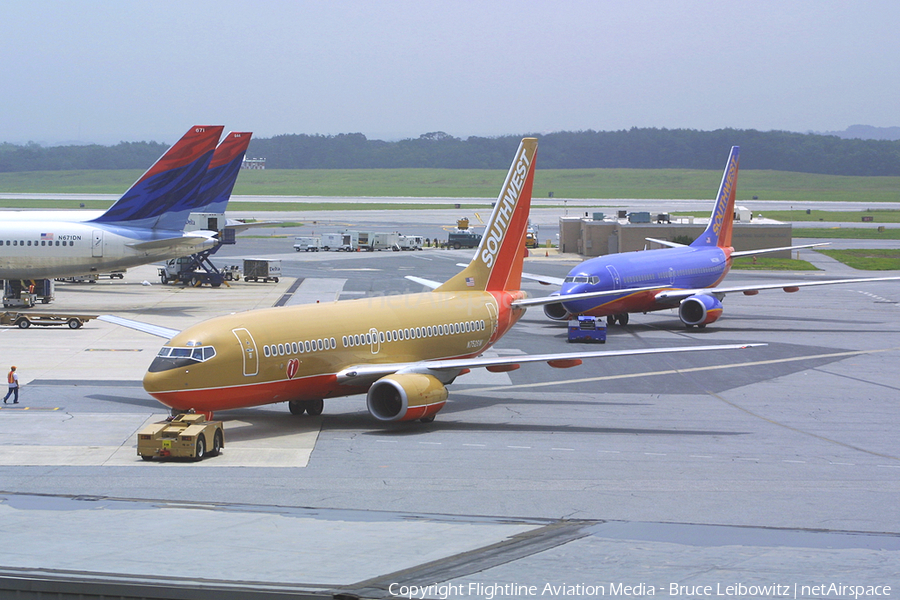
690 146 739 249
192 132 252 215
436 138 537 293
90 125 223 230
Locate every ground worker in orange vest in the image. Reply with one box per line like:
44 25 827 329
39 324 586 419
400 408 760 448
4 366 19 404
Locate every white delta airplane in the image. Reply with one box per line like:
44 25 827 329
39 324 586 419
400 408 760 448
0 126 251 280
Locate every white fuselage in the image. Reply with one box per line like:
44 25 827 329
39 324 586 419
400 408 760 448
0 220 216 279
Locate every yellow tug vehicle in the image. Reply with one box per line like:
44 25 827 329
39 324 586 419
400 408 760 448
137 412 224 461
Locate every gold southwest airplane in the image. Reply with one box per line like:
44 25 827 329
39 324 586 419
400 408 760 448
101 138 761 423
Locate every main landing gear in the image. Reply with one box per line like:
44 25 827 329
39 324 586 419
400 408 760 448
289 399 324 416
606 313 629 326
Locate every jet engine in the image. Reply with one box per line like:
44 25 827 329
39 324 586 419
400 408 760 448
678 294 723 327
366 373 449 422
542 293 570 321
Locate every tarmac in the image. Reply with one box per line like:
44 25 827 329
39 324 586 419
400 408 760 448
1 229 899 599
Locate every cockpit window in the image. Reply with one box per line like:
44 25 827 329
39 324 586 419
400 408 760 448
565 276 591 284
156 345 216 362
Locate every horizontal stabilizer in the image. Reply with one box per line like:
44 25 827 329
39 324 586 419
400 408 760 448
405 275 441 289
127 232 217 252
646 237 687 248
224 219 282 234
730 242 830 258
521 271 566 286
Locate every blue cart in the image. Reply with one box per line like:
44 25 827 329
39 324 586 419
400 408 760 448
567 316 607 343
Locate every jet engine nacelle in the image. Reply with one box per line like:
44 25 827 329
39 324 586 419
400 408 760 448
366 373 449 422
678 294 723 327
542 293 570 321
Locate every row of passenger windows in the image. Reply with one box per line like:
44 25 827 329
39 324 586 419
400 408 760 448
623 265 719 285
264 337 338 358
261 319 488 359
343 320 486 348
3 240 75 246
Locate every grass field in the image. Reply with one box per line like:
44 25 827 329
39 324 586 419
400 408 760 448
730 257 819 271
793 228 900 240
816 249 900 270
1 168 899 203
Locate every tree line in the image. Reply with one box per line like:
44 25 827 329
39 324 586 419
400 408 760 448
3 128 900 176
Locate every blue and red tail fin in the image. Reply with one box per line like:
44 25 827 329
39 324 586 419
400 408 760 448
192 131 252 215
691 145 739 249
90 125 223 230
436 138 537 293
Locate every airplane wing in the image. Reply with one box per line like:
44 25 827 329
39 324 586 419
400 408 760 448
335 342 765 386
654 275 900 302
730 242 829 258
98 315 180 340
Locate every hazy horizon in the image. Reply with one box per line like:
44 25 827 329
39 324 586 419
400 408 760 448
3 1 898 146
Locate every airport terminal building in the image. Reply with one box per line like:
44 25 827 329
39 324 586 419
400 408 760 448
559 207 793 257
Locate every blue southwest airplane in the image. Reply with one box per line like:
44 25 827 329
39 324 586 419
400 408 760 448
522 146 900 329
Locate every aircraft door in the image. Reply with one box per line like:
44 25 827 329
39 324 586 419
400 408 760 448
605 265 621 289
369 327 381 355
92 230 103 257
231 328 259 376
485 301 499 343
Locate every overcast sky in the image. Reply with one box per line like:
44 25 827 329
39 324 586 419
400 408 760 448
3 1 898 146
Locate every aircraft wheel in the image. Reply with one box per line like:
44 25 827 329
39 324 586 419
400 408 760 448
606 315 616 326
288 400 306 415
420 415 436 423
306 399 324 416
697 324 706 329
194 435 206 461
617 313 629 326
212 430 224 455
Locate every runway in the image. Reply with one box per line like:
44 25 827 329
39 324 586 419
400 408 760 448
0 231 898 598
